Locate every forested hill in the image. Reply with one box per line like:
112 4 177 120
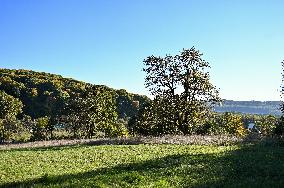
0 68 150 119
214 100 282 115
1 68 281 121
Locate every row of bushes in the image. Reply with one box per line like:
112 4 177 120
0 83 131 143
130 112 284 137
0 115 129 143
1 112 284 143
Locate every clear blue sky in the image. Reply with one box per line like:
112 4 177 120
0 0 283 101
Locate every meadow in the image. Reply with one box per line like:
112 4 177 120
1 142 284 188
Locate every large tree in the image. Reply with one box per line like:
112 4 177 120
138 47 221 134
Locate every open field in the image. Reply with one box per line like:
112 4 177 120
1 141 284 188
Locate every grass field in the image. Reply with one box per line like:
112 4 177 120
0 143 284 188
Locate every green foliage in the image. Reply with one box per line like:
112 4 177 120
0 68 149 121
202 113 280 137
1 144 284 187
0 91 24 142
116 89 149 119
0 68 150 141
240 114 280 136
133 47 221 135
255 115 277 136
129 98 181 135
102 120 129 138
0 90 23 119
0 68 81 119
10 130 31 143
63 85 120 138
30 117 50 141
202 113 247 137
0 117 23 142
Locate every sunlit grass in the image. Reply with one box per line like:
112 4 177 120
0 144 283 187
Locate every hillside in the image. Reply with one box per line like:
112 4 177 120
214 100 282 115
1 68 283 143
0 68 281 118
0 68 149 119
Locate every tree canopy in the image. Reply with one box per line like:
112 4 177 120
132 47 221 135
0 90 23 119
0 68 149 142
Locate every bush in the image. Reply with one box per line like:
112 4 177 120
203 113 247 137
30 117 50 141
100 121 129 138
0 117 25 143
255 115 277 136
10 131 31 143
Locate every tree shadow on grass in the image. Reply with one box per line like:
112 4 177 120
2 143 284 188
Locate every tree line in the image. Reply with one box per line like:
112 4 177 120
0 48 283 143
0 68 149 142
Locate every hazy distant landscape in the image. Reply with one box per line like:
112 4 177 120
215 100 282 115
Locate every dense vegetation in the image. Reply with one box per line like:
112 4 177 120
129 48 221 135
0 68 149 142
0 48 284 143
1 49 284 187
129 48 283 137
1 143 284 187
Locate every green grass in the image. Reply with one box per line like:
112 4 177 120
0 143 284 188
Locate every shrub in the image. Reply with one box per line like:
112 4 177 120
30 117 50 141
0 117 25 143
99 121 129 138
255 115 277 136
203 113 247 137
11 131 31 143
